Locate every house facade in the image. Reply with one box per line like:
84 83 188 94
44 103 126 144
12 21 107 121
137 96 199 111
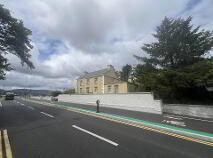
76 65 135 94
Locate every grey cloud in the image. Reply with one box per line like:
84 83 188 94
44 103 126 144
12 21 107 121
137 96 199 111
1 0 213 90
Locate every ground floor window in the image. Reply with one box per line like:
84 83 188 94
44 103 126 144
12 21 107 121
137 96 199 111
94 87 98 93
86 87 89 93
114 85 119 93
108 85 112 93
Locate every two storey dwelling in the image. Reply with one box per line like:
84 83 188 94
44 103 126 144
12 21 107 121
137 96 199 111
76 65 135 94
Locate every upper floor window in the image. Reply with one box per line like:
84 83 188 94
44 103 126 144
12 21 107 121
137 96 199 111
94 78 98 84
86 79 90 85
80 80 83 86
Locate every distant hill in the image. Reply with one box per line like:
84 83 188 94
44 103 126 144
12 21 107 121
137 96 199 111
10 89 52 96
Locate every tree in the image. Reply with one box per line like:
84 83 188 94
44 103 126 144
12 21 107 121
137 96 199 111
120 64 132 82
0 5 34 79
134 17 213 104
135 17 213 69
133 63 157 91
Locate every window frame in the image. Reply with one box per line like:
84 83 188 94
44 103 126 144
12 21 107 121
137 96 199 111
107 85 112 93
94 78 98 84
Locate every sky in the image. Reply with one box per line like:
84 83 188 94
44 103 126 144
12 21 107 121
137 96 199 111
0 0 213 90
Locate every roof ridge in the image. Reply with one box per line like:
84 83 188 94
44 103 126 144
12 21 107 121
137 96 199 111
78 68 111 79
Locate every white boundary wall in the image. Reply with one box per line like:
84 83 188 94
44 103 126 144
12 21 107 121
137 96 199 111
57 93 162 114
163 104 213 119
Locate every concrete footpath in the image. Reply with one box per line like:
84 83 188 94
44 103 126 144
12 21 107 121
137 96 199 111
23 98 213 145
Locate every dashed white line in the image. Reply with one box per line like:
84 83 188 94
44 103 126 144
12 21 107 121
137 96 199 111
40 112 55 118
72 125 119 147
27 106 34 110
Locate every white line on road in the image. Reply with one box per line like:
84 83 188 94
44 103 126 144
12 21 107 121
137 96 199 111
0 130 2 158
3 130 13 158
27 106 34 110
40 112 55 118
165 114 213 123
164 116 183 120
162 120 186 127
72 125 119 147
19 103 25 106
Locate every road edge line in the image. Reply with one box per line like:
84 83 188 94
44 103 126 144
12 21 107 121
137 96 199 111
3 130 13 158
0 130 2 158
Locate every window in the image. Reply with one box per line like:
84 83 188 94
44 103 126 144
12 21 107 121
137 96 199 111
94 78 98 84
86 87 89 93
114 85 119 93
80 80 83 86
108 85 112 92
86 79 90 85
94 87 98 93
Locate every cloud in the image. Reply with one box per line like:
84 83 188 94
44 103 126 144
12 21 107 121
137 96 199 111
0 0 212 90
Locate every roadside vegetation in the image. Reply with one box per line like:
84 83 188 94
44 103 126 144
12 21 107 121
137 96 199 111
121 17 213 104
0 5 34 79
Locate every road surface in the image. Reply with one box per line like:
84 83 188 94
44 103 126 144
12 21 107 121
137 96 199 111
0 98 213 158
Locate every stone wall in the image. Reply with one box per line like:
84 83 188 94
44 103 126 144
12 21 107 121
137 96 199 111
57 93 162 114
163 104 213 119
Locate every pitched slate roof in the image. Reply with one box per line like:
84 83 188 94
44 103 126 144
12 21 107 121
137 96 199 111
78 68 111 79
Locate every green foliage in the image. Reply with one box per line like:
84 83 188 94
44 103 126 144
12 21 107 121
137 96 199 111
134 60 213 103
134 17 213 104
133 63 157 91
0 5 34 79
135 17 213 69
120 64 132 82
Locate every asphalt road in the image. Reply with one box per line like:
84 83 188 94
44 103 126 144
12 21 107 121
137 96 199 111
0 98 213 158
38 99 213 134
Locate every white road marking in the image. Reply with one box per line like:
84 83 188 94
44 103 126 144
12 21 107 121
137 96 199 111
165 114 213 123
27 106 34 110
164 116 183 120
72 125 119 146
3 130 13 158
162 120 186 127
40 112 55 118
0 130 2 158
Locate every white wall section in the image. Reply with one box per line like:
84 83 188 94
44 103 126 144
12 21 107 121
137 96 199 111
57 93 162 114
